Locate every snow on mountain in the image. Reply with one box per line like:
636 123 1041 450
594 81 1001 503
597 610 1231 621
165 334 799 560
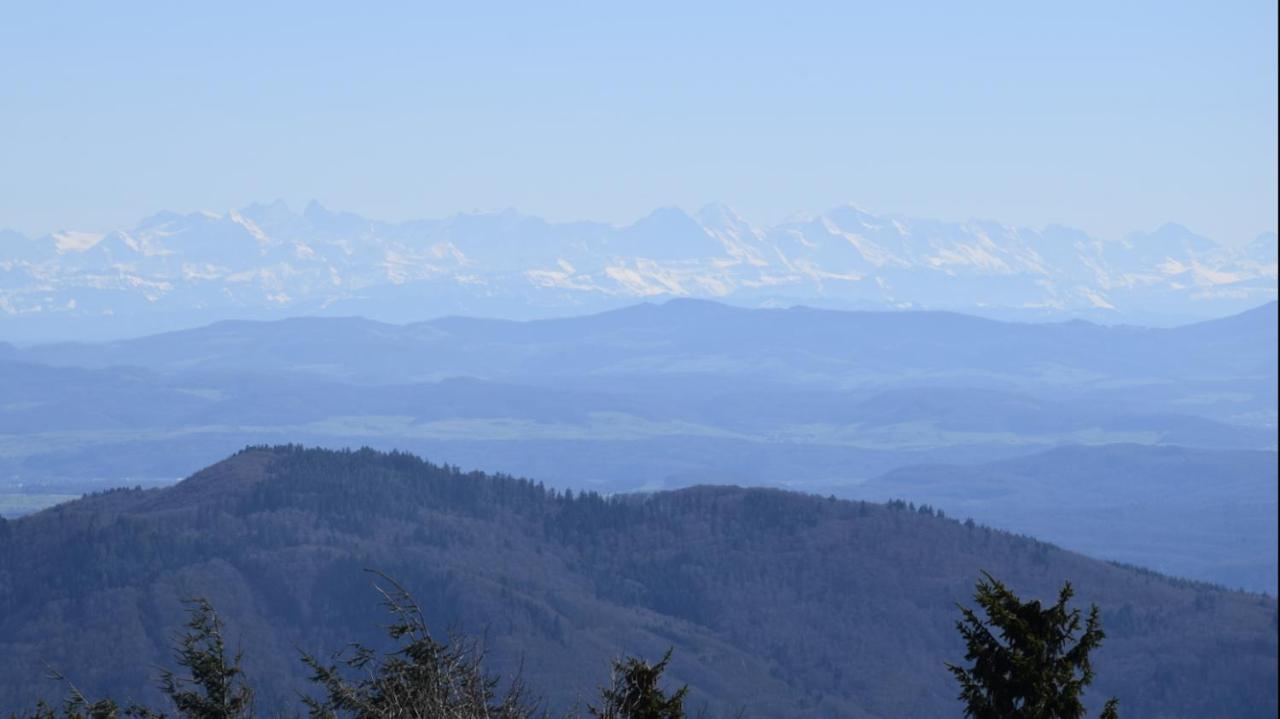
1 202 1275 337
1244 232 1278 269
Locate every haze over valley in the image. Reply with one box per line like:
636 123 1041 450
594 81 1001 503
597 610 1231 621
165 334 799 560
2 298 1274 593
3 3 1276 715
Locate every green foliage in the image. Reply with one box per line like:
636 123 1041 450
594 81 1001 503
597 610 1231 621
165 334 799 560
20 600 251 719
948 572 1119 719
144 599 254 719
301 572 536 719
17 686 122 719
587 650 686 719
3 446 1275 717
22 573 704 719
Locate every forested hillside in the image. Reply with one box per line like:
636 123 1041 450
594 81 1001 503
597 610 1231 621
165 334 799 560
4 301 1276 594
862 444 1280 591
0 446 1275 717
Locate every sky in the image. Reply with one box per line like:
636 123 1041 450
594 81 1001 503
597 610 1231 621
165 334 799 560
1 1 1276 246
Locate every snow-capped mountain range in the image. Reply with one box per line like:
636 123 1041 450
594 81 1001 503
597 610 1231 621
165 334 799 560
2 201 1276 340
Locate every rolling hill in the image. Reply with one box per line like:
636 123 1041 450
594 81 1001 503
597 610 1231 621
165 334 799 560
859 444 1280 593
3 301 1274 595
17 299 1279 389
0 446 1274 717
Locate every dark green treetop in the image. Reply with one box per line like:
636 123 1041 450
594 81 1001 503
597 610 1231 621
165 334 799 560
301 572 536 719
587 649 687 719
22 599 252 719
145 599 254 719
948 571 1119 719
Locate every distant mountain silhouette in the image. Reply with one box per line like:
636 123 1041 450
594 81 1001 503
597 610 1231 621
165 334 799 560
19 298 1278 384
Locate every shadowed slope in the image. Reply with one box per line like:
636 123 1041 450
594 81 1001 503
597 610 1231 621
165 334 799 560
0 446 1274 717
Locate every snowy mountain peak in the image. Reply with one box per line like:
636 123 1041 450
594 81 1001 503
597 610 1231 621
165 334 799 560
1 203 1275 339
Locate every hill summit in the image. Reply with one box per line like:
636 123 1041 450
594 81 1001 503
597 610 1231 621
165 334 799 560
0 446 1275 716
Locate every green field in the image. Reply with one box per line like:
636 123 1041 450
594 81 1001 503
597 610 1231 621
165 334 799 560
0 493 79 517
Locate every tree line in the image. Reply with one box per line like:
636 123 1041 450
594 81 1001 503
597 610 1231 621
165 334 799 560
16 571 1117 719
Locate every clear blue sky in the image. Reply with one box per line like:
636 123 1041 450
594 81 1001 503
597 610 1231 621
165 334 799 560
1 1 1275 245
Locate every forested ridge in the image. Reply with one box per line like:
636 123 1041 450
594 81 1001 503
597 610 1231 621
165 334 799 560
1 446 1275 717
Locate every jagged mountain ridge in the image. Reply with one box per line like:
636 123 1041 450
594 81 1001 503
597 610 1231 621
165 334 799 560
2 202 1276 340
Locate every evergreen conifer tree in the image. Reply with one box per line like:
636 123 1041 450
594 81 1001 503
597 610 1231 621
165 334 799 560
948 572 1119 719
588 649 687 719
300 572 534 719
28 599 252 719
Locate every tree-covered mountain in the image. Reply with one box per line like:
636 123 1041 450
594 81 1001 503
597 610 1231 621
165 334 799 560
3 301 1275 593
860 444 1280 592
0 446 1274 717
16 298 1278 389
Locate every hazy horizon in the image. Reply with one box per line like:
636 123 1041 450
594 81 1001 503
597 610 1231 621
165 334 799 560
4 198 1277 249
2 3 1277 716
3 2 1276 245
5 296 1278 351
